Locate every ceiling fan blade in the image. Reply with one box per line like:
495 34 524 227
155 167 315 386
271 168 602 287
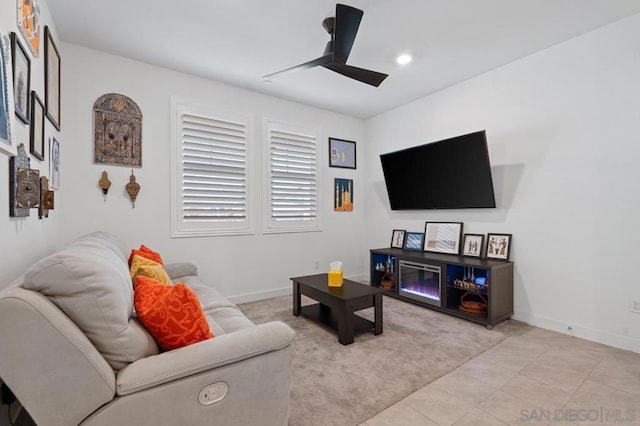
263 54 332 79
333 4 363 64
324 63 388 87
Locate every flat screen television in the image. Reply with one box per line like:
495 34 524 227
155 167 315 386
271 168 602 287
380 130 496 210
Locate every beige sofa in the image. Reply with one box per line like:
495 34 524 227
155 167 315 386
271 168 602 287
0 232 294 426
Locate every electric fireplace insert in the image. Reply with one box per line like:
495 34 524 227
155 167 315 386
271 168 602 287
398 260 441 307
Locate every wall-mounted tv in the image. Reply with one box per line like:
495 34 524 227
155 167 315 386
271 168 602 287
380 130 496 210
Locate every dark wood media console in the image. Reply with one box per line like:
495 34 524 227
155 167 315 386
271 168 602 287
370 248 513 328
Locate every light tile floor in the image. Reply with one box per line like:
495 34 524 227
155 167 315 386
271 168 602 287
361 327 640 426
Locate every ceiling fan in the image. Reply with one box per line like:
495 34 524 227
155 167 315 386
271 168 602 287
263 4 388 87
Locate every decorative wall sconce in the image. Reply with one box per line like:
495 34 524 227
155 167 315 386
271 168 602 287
9 144 39 217
125 170 140 208
98 170 111 201
39 176 55 219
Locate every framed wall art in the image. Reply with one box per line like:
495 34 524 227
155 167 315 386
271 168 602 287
10 32 30 124
93 93 142 166
49 136 59 189
30 91 44 160
0 28 15 156
424 222 463 255
403 232 425 251
17 0 40 57
462 233 484 258
390 229 406 248
486 233 512 261
329 137 356 169
44 26 60 130
334 178 353 211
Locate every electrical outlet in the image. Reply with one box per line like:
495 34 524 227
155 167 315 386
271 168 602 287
631 299 640 314
314 261 319 270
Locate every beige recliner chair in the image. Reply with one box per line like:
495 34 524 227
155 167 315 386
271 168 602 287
0 232 294 426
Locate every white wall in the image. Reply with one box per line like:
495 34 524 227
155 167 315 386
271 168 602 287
0 2 63 283
0 1 62 423
364 14 640 352
59 43 366 302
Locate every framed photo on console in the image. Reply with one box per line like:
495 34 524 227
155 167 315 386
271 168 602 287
390 229 406 248
486 233 512 260
403 232 424 251
462 234 484 258
424 222 463 255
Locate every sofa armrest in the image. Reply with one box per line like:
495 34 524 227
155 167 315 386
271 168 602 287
116 321 294 395
164 262 198 279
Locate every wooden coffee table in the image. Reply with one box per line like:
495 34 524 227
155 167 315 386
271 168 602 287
291 274 383 345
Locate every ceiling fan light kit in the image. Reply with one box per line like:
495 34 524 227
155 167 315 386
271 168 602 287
263 3 388 87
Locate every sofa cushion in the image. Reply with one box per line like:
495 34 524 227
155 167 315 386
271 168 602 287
205 307 255 336
130 255 162 278
133 264 172 285
134 276 214 351
23 238 159 370
128 245 164 267
178 276 239 311
71 231 128 264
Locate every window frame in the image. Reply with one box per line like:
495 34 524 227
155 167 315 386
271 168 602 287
170 97 254 238
262 118 322 234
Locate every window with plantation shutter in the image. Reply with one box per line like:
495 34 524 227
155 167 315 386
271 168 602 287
171 98 253 237
264 120 320 233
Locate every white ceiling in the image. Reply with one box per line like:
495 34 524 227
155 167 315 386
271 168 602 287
48 0 640 119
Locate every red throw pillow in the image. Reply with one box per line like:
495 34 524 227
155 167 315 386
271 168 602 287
128 244 164 267
134 276 214 351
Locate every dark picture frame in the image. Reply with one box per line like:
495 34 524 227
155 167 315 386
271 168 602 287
486 233 512 261
424 222 463 255
390 229 406 248
44 26 60 130
10 32 30 124
30 91 44 160
328 137 356 169
403 232 425 251
462 233 484 258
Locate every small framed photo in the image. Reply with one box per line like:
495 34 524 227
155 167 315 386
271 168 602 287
462 234 484 258
44 26 61 130
10 32 30 124
334 178 353 211
424 222 463 255
403 232 424 251
30 91 44 160
390 229 406 248
49 136 60 189
1 26 15 156
329 137 356 169
486 233 512 261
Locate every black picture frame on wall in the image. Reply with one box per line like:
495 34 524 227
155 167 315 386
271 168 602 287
329 137 356 169
44 26 61 130
10 32 30 124
30 91 44 160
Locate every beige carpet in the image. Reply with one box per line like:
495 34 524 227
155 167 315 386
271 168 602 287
238 294 526 426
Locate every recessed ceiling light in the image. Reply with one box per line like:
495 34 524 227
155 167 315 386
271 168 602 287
396 54 413 65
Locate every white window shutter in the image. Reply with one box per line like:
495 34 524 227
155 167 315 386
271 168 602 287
264 121 320 233
171 99 252 237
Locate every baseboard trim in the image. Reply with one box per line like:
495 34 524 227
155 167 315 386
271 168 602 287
228 286 291 304
512 312 640 354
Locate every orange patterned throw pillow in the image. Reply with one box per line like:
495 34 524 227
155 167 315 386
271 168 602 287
128 244 164 267
134 276 214 351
